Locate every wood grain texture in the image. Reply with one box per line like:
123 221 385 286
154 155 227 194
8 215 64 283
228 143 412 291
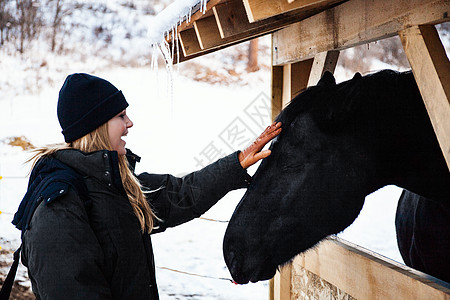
400 25 450 170
272 0 449 65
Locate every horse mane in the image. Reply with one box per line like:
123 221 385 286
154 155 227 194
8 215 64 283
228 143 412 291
275 70 404 132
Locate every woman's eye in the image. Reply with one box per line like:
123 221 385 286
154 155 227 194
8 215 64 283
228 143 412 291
119 114 125 119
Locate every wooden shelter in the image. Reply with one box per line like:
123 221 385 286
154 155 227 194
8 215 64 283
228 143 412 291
164 0 450 298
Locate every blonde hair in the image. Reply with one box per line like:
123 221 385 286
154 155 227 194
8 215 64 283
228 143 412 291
29 123 156 233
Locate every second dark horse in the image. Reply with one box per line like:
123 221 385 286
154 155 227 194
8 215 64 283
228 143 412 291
223 70 450 284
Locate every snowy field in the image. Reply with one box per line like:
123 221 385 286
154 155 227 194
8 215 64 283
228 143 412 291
0 65 407 299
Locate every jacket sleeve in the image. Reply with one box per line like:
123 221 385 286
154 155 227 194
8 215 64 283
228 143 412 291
21 188 112 300
137 151 251 233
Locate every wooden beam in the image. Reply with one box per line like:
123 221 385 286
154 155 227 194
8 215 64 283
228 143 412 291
174 0 345 61
166 0 223 41
399 25 450 170
282 64 291 108
279 59 314 109
272 66 284 121
296 236 450 299
273 264 291 300
307 50 340 87
272 0 450 65
193 15 222 49
291 59 314 98
242 0 340 23
268 277 275 300
213 0 255 39
178 28 202 56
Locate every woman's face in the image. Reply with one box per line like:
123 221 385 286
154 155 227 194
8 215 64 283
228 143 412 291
107 109 133 155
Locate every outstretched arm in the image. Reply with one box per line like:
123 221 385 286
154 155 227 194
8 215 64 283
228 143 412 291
139 122 282 233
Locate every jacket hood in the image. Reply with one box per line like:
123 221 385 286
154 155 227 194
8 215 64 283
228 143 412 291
53 148 141 196
13 155 88 231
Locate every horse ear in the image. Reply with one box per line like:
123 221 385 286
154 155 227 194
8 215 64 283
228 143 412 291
317 71 336 87
352 72 362 80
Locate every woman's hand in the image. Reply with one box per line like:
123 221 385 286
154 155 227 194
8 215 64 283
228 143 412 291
239 122 282 169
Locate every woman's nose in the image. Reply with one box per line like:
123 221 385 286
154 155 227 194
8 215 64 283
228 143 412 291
126 116 133 128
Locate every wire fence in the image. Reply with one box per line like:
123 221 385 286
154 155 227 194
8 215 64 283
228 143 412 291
0 173 235 284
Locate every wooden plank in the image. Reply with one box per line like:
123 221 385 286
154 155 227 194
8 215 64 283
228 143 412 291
291 264 355 299
193 15 222 49
174 0 345 61
399 25 450 170
291 59 313 98
178 28 202 56
280 60 313 108
213 0 254 39
272 66 284 121
166 0 223 42
307 50 340 87
282 64 292 108
269 277 275 300
242 0 340 22
272 0 450 66
296 236 450 299
273 264 291 300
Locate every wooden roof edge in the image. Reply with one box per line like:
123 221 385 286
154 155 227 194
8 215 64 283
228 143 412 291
165 0 225 42
168 0 347 63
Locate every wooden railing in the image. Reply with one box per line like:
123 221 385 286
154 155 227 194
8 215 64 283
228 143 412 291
269 236 450 299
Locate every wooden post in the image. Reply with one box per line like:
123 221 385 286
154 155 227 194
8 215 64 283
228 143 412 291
272 65 284 121
280 59 314 109
269 276 275 300
399 24 450 170
290 59 314 98
270 49 341 300
273 264 292 300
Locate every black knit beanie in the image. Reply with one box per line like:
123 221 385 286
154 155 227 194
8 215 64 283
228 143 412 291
57 73 129 143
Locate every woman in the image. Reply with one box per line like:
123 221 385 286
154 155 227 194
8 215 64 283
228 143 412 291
13 73 281 299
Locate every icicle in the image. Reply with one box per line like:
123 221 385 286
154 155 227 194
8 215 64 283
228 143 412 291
188 7 192 23
175 20 180 73
203 0 207 14
171 26 175 64
159 39 174 118
150 45 159 96
147 0 207 119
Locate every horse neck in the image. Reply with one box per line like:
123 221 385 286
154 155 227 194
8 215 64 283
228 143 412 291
373 97 450 203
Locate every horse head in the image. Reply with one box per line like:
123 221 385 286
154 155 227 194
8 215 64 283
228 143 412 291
223 70 450 284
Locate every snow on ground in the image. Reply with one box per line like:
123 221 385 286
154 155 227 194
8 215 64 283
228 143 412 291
1 64 405 299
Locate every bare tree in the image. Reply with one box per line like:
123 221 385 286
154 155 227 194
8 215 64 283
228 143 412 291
247 38 259 72
48 0 70 52
15 0 42 53
0 0 13 45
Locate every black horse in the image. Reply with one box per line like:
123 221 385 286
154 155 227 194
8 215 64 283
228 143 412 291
223 70 450 284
